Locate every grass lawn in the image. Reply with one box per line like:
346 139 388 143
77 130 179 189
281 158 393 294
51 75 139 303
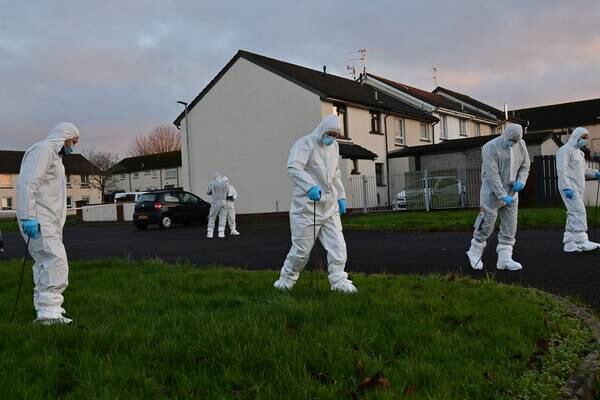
0 215 88 233
0 260 596 399
344 207 600 231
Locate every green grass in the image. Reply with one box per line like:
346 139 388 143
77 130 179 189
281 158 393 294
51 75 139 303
0 260 595 399
0 215 87 233
344 207 600 231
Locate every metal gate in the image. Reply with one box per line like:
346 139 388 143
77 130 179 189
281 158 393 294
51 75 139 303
347 167 481 213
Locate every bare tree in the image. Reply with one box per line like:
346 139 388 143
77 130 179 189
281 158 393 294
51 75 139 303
129 125 181 156
84 151 120 202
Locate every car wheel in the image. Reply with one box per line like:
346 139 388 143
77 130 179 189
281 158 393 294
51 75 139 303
160 214 173 229
134 222 147 231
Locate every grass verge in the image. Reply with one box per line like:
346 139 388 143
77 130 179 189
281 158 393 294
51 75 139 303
344 207 600 232
0 259 596 399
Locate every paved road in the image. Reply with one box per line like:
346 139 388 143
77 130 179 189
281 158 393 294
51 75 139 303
1 221 598 309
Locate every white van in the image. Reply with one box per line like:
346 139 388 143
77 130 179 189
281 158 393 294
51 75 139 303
114 192 147 203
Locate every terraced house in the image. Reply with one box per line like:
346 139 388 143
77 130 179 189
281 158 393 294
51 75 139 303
0 150 101 211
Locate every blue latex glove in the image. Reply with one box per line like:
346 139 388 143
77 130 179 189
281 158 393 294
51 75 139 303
502 195 514 206
307 185 322 201
563 188 574 199
338 199 347 215
22 219 40 239
512 181 525 192
596 172 600 181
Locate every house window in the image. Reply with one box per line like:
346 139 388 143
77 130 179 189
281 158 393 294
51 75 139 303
120 174 127 180
144 170 151 176
351 160 360 174
336 105 349 139
393 117 405 145
375 163 384 186
0 175 12 187
133 172 139 179
66 175 72 187
81 196 90 205
474 122 481 137
66 197 72 208
165 169 177 180
152 170 159 179
1 197 13 210
81 175 90 187
440 115 448 139
459 119 467 136
370 111 381 134
0 174 12 187
420 123 430 141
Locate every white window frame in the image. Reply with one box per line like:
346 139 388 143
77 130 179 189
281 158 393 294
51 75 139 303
459 119 467 136
419 123 430 141
1 197 13 209
165 169 177 180
152 170 159 179
474 122 481 137
393 117 405 145
133 172 139 179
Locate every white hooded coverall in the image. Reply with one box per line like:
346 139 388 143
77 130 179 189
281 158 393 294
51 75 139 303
225 181 238 233
467 123 530 269
206 173 228 236
16 123 80 320
274 115 356 292
556 127 600 251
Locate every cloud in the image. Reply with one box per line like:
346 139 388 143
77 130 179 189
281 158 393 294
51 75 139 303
0 0 599 153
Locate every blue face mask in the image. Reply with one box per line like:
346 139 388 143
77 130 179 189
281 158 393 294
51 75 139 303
502 140 515 149
61 144 74 155
321 135 335 146
577 138 587 149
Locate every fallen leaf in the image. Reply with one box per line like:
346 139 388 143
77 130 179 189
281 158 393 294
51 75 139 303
403 384 417 395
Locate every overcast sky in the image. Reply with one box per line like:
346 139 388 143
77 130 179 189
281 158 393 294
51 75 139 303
1 0 599 154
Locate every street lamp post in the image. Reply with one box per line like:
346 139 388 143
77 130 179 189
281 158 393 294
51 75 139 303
177 101 192 191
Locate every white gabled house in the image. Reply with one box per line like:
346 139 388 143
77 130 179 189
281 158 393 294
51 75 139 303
174 50 439 214
363 74 503 142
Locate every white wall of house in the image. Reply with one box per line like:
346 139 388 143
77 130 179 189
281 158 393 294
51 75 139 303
111 167 183 194
181 57 323 214
1 172 101 210
583 123 600 154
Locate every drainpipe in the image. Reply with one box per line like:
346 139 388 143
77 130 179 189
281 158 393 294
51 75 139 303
431 120 438 145
383 113 391 207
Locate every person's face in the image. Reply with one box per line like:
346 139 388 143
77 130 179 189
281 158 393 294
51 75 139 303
324 130 339 139
581 134 590 140
64 137 79 148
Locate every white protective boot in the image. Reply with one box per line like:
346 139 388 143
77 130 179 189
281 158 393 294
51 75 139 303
33 311 73 326
230 229 240 236
206 229 213 239
330 278 358 294
496 245 522 271
274 276 297 290
218 228 225 238
563 231 580 253
574 232 600 252
466 239 486 270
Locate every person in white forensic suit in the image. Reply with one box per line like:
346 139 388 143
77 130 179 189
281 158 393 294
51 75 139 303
223 176 240 236
466 123 530 271
206 172 228 238
556 127 600 252
16 122 80 325
274 114 356 293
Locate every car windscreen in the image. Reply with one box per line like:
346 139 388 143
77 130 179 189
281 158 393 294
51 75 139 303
137 194 157 203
